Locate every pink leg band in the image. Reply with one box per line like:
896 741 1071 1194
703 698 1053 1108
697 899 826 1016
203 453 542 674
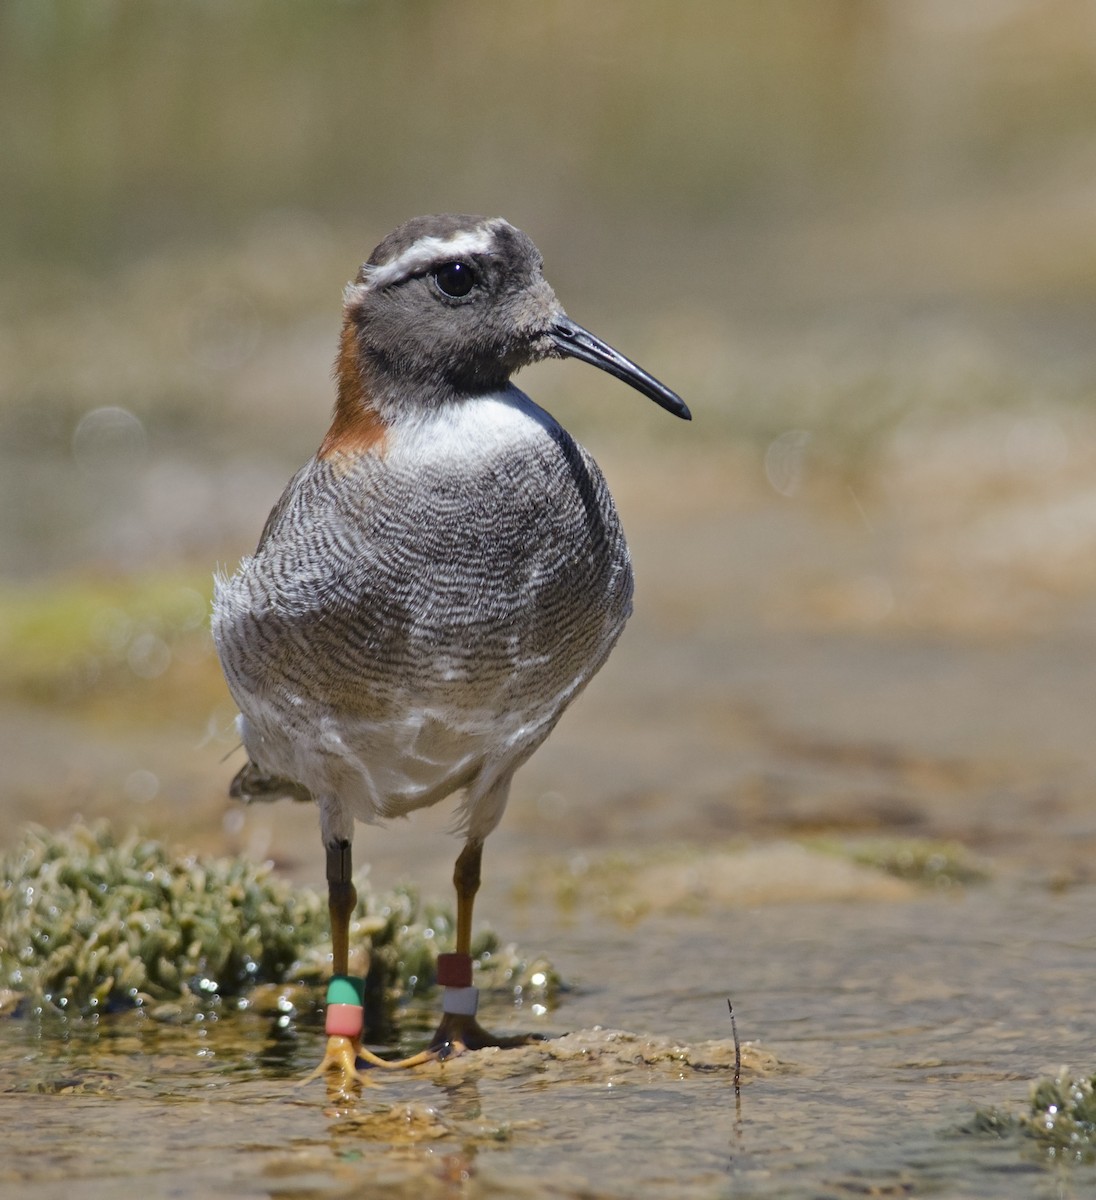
325 1002 364 1038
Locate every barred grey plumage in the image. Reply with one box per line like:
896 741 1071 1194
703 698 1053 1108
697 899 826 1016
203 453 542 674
215 405 631 843
211 214 689 1083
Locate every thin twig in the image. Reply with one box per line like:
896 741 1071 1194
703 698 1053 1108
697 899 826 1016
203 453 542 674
727 998 741 1096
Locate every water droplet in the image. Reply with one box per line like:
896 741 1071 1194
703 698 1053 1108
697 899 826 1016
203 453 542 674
222 808 245 836
127 632 171 679
72 406 148 474
764 429 812 497
124 769 160 804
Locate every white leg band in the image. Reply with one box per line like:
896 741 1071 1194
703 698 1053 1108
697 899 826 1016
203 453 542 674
442 986 479 1016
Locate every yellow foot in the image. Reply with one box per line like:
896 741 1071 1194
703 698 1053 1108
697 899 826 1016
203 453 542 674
301 1021 545 1094
299 1033 438 1088
300 1034 376 1096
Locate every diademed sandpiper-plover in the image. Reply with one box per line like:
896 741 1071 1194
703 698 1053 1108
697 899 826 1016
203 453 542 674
212 213 690 1091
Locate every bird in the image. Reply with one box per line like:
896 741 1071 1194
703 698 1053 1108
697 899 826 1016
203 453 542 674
212 213 690 1091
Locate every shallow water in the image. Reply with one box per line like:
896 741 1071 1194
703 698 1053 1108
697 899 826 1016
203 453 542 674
3 873 1094 1199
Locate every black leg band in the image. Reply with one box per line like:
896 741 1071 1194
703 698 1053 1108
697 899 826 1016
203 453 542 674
326 838 352 885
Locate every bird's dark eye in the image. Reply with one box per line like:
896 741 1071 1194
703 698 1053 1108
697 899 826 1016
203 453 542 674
432 261 477 298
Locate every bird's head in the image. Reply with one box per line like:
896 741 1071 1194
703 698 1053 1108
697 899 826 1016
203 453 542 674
336 213 690 422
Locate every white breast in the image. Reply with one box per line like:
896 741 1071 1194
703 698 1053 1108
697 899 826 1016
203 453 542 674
386 385 558 469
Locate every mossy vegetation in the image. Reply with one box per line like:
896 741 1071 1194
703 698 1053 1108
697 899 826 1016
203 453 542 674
0 822 556 1024
825 837 990 887
538 837 987 926
966 1068 1096 1163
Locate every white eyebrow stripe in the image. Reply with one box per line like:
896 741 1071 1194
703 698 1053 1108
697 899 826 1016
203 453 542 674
358 225 500 293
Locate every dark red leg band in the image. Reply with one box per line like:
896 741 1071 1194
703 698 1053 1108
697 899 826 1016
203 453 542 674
436 952 473 987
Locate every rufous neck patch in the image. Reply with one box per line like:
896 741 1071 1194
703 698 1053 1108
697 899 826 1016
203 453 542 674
318 321 389 461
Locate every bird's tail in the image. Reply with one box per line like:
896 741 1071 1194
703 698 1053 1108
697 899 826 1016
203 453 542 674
229 760 313 805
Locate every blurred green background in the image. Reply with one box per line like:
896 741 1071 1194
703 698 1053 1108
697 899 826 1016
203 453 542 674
5 0 1096 576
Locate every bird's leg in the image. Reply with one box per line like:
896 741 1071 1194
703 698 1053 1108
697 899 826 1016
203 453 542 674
426 839 488 1052
454 837 481 958
328 839 356 977
425 839 538 1056
304 837 533 1085
302 839 437 1078
302 838 376 1091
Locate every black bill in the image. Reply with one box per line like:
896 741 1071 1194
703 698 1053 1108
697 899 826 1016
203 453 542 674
550 316 691 421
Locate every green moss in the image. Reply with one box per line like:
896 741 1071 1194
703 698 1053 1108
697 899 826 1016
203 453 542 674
0 822 556 1024
964 1069 1096 1164
1025 1069 1096 1159
832 837 990 887
963 1107 1019 1138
